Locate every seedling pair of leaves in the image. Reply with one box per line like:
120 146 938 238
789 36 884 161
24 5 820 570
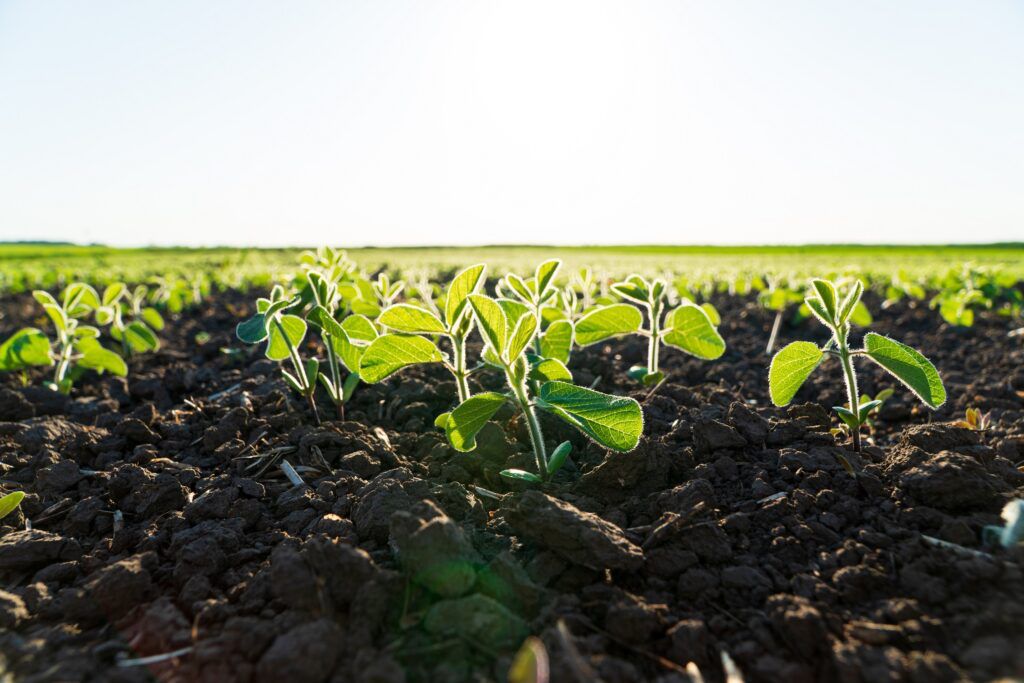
954 407 990 431
769 278 945 452
438 291 643 484
95 282 164 355
0 284 127 394
497 259 575 366
357 264 486 404
574 274 725 385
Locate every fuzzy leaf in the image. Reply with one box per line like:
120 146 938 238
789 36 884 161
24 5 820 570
768 341 823 406
446 392 508 451
507 313 538 361
123 321 159 352
378 304 447 334
837 281 864 324
0 491 25 520
529 358 572 382
341 314 379 342
236 313 269 344
141 307 165 331
75 337 128 376
0 328 52 371
445 264 486 326
539 320 573 363
468 295 508 355
537 381 642 452
266 315 307 361
574 304 642 346
811 279 838 320
359 334 443 383
535 259 562 293
662 304 726 359
863 333 946 408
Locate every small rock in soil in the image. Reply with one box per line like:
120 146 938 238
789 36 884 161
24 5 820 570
0 588 28 628
389 499 480 598
0 529 82 572
257 618 344 683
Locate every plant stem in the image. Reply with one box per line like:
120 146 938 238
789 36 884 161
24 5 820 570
511 376 547 480
273 318 320 425
53 333 73 388
766 309 783 354
452 336 471 403
324 333 344 418
646 300 661 375
836 327 861 452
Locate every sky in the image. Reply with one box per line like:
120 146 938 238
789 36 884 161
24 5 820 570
0 1 1022 248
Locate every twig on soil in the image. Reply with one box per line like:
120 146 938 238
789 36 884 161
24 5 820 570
757 491 787 504
30 498 73 526
208 382 242 402
641 502 708 550
920 534 993 559
279 459 305 487
373 426 391 449
116 646 194 667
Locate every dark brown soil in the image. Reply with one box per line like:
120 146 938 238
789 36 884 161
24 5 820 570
1 291 1022 683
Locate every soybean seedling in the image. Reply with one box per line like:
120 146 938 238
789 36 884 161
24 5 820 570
305 272 378 420
575 274 725 385
769 278 946 452
440 292 643 484
96 283 164 356
236 285 322 424
358 264 486 404
0 491 25 521
954 407 991 431
498 260 575 366
0 283 126 393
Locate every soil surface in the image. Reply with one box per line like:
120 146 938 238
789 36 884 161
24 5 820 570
1 290 1022 683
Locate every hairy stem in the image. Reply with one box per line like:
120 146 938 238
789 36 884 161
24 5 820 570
646 300 661 375
766 309 783 355
273 318 319 425
53 332 73 388
511 376 547 480
836 328 861 452
452 336 471 403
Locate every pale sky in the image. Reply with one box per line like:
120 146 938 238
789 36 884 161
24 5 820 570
1 1 1022 247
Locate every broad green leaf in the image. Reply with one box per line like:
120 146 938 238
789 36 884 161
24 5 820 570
74 326 99 339
358 334 443 383
611 282 647 304
537 381 643 452
849 301 873 327
378 304 446 334
444 264 486 326
63 283 100 313
540 306 566 325
341 314 379 342
575 304 642 347
351 298 381 318
804 296 832 327
342 372 360 400
123 321 159 352
236 313 269 344
40 302 68 333
141 307 165 331
811 279 837 320
434 411 451 429
469 295 508 355
499 469 542 484
529 358 572 382
535 259 562 293
266 314 307 361
33 290 58 308
0 328 52 370
507 313 538 361
75 337 128 376
539 320 573 363
497 298 531 326
102 283 126 306
303 357 319 390
768 341 823 406
446 392 507 451
0 491 25 520
700 302 721 326
504 274 534 303
863 332 946 408
662 304 726 359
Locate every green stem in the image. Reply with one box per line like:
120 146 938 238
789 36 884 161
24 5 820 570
836 328 861 452
53 333 73 388
324 332 344 418
273 318 319 424
452 336 471 403
647 301 661 375
510 376 547 480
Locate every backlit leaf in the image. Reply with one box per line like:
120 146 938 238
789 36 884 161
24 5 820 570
662 304 726 359
768 341 823 406
446 392 507 451
537 381 642 452
379 304 447 334
444 264 486 326
0 328 52 370
574 304 642 346
863 332 945 408
358 334 443 383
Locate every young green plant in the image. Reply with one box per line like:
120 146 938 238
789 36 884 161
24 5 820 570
96 283 164 356
358 264 486 404
575 274 726 385
236 285 322 424
0 284 127 393
768 278 946 452
498 260 574 366
441 292 643 484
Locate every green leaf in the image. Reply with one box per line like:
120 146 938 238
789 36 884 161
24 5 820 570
341 314 379 342
547 441 572 474
833 405 859 430
351 298 382 318
499 469 543 484
236 313 269 344
537 381 643 452
849 301 873 327
123 321 160 352
529 358 572 382
358 334 443 383
535 259 562 294
662 304 726 359
446 392 508 451
303 357 319 392
811 279 838 321
0 491 25 520
266 314 307 361
837 281 864 324
378 304 447 334
0 328 52 371
497 298 531 326
611 281 647 304
75 337 128 376
141 307 165 331
575 304 643 346
468 294 508 355
862 333 946 408
768 341 823 406
506 313 538 361
434 411 451 429
102 283 126 306
804 296 832 327
700 303 721 326
539 320 573 363
444 264 486 326
342 372 360 400
504 274 534 303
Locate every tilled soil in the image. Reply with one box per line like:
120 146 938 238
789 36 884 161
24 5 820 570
0 290 1022 683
